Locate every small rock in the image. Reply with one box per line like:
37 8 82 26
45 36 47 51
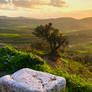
0 68 66 92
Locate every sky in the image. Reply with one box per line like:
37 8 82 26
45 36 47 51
0 0 92 19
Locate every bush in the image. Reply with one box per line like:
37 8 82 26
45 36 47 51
0 45 45 73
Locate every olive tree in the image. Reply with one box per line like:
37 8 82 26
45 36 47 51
33 23 68 56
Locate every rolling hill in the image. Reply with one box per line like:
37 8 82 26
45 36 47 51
0 16 92 51
0 16 92 31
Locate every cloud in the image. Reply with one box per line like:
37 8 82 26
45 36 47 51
13 0 67 8
0 0 67 10
51 0 67 7
0 0 8 4
12 0 50 8
0 0 16 10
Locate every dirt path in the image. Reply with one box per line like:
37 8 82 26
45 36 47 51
42 55 61 68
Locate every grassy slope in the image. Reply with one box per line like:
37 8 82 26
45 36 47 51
0 16 92 92
0 28 37 47
0 45 92 92
0 27 92 53
0 16 92 51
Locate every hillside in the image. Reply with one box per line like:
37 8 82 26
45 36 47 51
80 17 92 28
0 35 92 92
0 16 92 52
0 46 92 92
0 16 92 92
0 16 92 31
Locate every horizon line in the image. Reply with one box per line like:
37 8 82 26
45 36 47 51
0 15 92 20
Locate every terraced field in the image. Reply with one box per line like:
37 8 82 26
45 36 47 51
0 27 92 52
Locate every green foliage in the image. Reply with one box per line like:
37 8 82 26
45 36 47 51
0 45 92 92
64 74 92 92
34 23 68 57
0 33 21 37
0 45 46 73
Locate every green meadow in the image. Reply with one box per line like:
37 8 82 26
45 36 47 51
0 33 21 37
0 17 92 92
0 45 92 92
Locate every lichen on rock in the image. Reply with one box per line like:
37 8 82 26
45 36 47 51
0 68 66 92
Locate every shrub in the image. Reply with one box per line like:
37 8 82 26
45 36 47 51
0 45 45 73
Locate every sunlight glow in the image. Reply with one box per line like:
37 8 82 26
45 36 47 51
0 0 92 18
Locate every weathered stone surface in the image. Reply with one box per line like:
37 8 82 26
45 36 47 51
0 68 66 92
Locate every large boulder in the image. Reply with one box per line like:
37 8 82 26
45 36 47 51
0 68 66 92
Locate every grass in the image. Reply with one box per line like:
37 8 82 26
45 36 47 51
85 45 92 50
60 58 92 81
77 50 89 53
0 18 92 92
0 45 92 92
0 28 39 48
0 33 21 37
0 27 92 52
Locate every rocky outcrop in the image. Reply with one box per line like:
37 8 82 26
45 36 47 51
0 68 66 92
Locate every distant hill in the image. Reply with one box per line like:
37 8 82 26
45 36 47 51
80 17 92 29
0 16 92 31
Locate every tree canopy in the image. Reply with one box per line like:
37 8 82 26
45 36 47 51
33 23 68 57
